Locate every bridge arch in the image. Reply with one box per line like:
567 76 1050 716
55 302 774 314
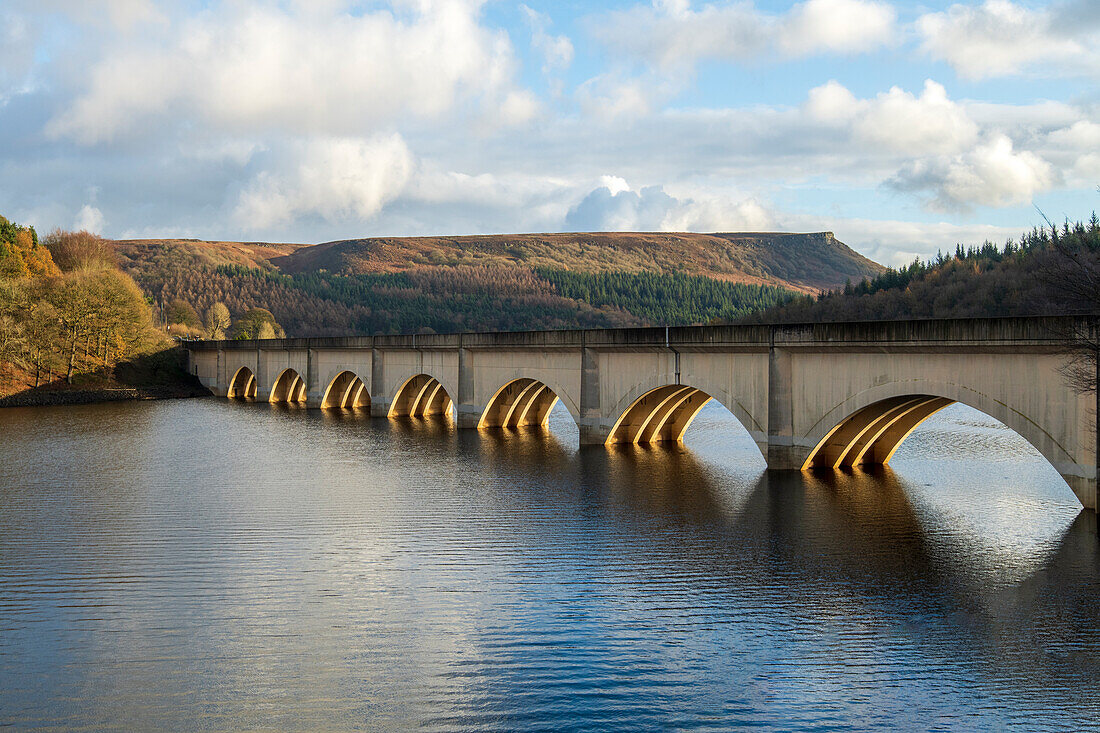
227 366 257 399
389 373 453 418
607 384 711 444
269 368 307 404
800 379 1086 499
479 378 562 429
606 374 767 453
321 370 369 409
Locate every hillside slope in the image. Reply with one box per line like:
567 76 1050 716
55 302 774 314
112 230 884 336
116 231 881 294
264 231 881 293
114 238 306 273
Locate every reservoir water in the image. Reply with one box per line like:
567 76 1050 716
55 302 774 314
1 398 1098 730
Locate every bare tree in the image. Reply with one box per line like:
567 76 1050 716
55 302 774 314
42 229 117 272
1033 212 1100 395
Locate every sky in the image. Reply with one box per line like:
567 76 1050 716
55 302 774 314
1 0 1097 266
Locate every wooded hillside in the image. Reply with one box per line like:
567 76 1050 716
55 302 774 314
746 216 1100 323
261 231 882 293
114 230 881 337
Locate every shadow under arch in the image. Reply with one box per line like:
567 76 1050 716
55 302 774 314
389 373 453 418
478 378 562 429
227 366 257 399
321 370 369 409
270 368 307 404
802 387 1086 505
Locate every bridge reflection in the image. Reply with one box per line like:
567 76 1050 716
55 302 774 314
234 400 1099 698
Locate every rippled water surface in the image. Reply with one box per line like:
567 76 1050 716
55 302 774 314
2 398 1099 730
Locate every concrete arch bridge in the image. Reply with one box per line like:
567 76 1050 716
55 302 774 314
184 316 1098 509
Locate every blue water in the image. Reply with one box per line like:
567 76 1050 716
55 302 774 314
0 399 1097 730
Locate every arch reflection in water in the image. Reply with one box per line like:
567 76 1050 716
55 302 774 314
227 366 257 399
473 417 573 469
2 400 1093 729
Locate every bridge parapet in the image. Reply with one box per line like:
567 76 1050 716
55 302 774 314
183 315 1089 352
183 315 1098 509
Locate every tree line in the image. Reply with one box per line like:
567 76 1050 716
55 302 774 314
0 218 303 400
535 268 795 325
745 215 1100 324
163 297 284 340
0 221 161 388
134 262 799 338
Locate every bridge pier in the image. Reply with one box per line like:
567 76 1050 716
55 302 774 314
765 344 802 469
456 346 482 429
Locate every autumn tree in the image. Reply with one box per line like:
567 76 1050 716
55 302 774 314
94 270 156 363
231 308 285 340
0 239 29 278
166 298 201 328
0 312 24 364
0 279 28 362
0 216 58 278
48 271 98 382
204 302 231 339
43 229 117 272
0 214 174 396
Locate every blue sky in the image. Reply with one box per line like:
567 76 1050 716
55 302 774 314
1 0 1097 265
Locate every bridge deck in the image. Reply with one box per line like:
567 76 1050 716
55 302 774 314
183 315 1091 351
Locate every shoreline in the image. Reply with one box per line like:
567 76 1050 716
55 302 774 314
0 385 212 409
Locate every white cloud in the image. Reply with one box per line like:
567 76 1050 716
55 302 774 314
4 0 1097 261
73 204 104 233
522 5 574 74
855 81 978 155
661 195 775 232
599 176 632 196
1046 120 1100 182
891 134 1055 211
565 184 671 231
917 0 1100 79
593 0 896 71
34 0 162 30
498 90 539 126
576 75 661 120
779 0 896 56
233 135 413 230
806 79 978 155
47 0 526 144
565 179 774 232
1046 120 1100 151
